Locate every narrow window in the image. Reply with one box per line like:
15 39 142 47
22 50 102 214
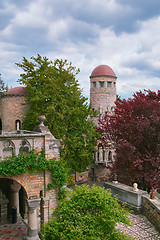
19 140 30 153
98 144 104 162
99 81 104 87
107 81 112 87
93 82 96 88
15 120 21 130
108 151 112 162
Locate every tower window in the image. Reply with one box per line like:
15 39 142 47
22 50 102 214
99 81 104 87
93 82 96 88
114 82 116 87
107 81 112 87
15 120 21 130
108 151 112 162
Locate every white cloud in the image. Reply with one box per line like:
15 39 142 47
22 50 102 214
0 0 160 100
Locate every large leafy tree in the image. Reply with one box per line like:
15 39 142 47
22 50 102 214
98 90 160 190
16 55 97 172
42 185 132 240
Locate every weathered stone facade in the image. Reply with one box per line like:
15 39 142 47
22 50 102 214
0 87 61 239
90 65 117 182
142 195 160 232
0 87 28 131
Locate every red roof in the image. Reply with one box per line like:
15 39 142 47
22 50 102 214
90 65 116 77
5 86 27 95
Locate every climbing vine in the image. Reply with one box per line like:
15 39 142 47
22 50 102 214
0 150 67 189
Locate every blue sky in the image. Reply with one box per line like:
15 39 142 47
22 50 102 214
0 0 160 100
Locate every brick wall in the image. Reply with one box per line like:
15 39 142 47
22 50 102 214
2 95 28 131
90 75 116 122
2 170 57 221
0 98 2 120
142 195 160 232
93 165 111 181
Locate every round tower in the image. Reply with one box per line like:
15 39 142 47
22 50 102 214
1 86 28 131
90 65 117 124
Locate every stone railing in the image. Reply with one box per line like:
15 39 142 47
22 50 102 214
104 182 146 211
142 194 160 232
104 182 160 232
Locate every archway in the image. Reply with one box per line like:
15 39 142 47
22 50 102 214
0 178 27 223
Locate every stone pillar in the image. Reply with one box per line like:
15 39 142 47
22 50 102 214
26 198 41 240
95 152 98 162
103 149 107 164
9 180 21 220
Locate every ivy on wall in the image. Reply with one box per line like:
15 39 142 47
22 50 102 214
0 150 67 189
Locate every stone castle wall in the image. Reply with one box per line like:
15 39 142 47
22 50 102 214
1 170 57 223
90 75 116 115
142 195 160 232
90 68 117 182
1 95 28 131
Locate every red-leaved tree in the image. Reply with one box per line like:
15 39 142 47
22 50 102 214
98 90 160 190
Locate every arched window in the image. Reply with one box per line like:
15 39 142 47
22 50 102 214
98 144 104 162
99 81 104 87
3 140 15 158
19 139 31 153
108 151 112 162
93 82 96 88
15 120 21 130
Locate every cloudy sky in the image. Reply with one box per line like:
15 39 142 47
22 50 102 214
0 0 160 100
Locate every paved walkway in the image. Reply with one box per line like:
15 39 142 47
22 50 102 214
117 212 160 239
0 213 159 239
0 221 27 240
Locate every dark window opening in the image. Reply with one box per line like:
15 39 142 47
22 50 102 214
93 82 96 88
107 81 112 87
99 81 104 87
15 120 21 130
108 151 112 162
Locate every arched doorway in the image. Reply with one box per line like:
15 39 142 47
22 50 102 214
0 178 27 223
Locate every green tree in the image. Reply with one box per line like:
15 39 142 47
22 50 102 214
42 185 132 240
0 74 9 96
16 55 97 172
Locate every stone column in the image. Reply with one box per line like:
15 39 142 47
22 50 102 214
95 151 98 162
26 198 41 240
9 180 21 220
103 149 107 165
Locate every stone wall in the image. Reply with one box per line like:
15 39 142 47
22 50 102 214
142 195 160 232
1 95 28 131
0 98 2 120
92 165 111 182
104 182 160 232
1 170 57 222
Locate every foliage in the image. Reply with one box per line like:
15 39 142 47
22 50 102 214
0 74 9 97
42 184 133 240
16 55 97 172
0 150 67 189
98 90 160 190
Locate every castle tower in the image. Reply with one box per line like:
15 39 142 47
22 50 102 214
0 86 28 132
89 65 117 181
90 65 117 124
